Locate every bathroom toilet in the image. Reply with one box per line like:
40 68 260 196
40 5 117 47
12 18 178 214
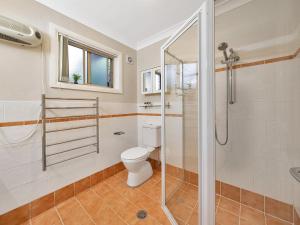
121 123 161 187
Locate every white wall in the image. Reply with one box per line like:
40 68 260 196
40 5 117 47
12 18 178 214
216 57 300 206
0 0 137 102
0 0 138 214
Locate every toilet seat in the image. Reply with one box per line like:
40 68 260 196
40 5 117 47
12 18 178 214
121 147 149 161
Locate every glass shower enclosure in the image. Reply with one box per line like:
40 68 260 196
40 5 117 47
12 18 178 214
160 2 214 225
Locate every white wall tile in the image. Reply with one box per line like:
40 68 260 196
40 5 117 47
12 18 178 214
216 58 300 205
0 102 138 214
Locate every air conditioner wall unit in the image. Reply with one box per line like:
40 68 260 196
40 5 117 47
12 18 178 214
0 15 42 47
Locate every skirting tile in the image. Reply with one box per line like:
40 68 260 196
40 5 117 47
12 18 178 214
0 161 125 225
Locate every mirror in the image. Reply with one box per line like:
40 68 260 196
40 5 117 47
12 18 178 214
141 67 162 94
141 70 152 94
154 68 161 92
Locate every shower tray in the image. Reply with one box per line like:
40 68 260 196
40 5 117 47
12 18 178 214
290 167 300 183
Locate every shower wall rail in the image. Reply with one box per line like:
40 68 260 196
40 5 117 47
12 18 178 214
42 94 99 171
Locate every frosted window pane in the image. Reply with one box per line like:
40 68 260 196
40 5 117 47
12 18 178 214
68 45 83 84
90 53 112 87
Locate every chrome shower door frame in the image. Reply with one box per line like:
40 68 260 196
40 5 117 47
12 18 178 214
160 1 215 225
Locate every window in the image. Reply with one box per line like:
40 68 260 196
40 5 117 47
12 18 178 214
58 34 115 88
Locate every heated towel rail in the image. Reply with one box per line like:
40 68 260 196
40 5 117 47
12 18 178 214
42 95 99 171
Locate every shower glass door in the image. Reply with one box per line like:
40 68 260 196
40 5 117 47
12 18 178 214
161 2 214 225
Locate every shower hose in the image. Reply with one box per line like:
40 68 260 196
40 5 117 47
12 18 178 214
215 64 231 146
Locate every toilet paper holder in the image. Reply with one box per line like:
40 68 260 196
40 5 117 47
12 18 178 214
114 131 125 135
290 167 300 183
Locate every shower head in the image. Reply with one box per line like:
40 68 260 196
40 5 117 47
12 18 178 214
218 42 229 61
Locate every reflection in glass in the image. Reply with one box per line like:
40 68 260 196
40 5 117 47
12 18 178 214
142 71 152 93
154 68 161 92
163 21 199 225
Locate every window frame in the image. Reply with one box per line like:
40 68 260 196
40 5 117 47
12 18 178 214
49 23 123 94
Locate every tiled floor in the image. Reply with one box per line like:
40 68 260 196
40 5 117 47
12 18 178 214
215 195 293 225
18 169 292 225
165 179 293 225
23 170 171 225
166 179 199 225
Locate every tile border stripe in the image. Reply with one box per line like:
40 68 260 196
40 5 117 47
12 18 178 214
215 47 300 72
0 113 182 128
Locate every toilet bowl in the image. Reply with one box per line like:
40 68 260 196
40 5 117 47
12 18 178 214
121 147 155 187
121 123 161 187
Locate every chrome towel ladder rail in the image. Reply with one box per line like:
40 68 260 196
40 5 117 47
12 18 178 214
42 94 99 171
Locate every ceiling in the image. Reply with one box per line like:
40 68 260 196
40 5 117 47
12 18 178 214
36 0 299 57
35 0 202 49
215 0 300 63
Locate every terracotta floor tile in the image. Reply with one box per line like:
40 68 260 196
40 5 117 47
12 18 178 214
17 169 204 225
216 208 239 225
128 214 161 225
218 197 240 215
104 174 123 187
137 179 160 195
147 185 162 203
148 204 171 225
114 180 131 194
174 217 185 225
76 189 106 219
168 201 193 222
100 189 123 207
113 199 139 223
92 182 112 197
124 189 157 211
179 183 198 193
23 169 298 225
240 205 265 225
92 207 127 225
187 210 198 225
137 196 158 212
176 190 197 208
31 208 63 225
152 171 161 181
19 222 30 225
56 198 94 225
240 217 261 225
114 170 128 180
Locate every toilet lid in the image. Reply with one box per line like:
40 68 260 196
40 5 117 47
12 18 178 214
121 147 148 160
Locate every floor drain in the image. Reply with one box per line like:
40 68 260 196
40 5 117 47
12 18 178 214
137 210 147 219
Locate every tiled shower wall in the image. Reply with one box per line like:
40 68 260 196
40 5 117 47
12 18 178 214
216 56 300 213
